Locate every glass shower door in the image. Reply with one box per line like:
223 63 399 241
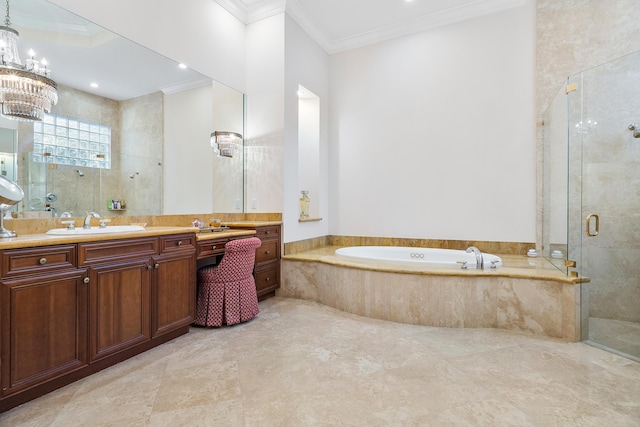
568 51 640 361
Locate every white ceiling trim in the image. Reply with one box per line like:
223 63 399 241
215 0 527 54
320 0 529 54
214 0 286 24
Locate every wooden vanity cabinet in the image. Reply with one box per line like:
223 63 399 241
0 245 88 398
152 234 196 338
79 237 157 362
0 233 197 413
252 225 281 299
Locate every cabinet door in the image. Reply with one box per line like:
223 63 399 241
151 251 195 338
1 270 88 397
88 259 151 362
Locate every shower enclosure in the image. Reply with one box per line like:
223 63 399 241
543 50 640 361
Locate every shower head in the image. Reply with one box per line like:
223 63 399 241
75 169 84 177
629 124 640 138
129 172 139 179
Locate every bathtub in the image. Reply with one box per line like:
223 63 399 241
335 246 502 269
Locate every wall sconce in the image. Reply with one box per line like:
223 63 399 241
210 131 242 158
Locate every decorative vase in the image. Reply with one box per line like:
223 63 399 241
299 190 310 220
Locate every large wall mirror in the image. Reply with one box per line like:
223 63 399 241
4 0 245 219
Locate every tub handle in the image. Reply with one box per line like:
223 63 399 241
586 214 599 237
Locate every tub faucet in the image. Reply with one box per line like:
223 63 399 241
83 212 100 229
465 246 484 269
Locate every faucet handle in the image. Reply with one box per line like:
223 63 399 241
99 219 112 228
61 220 75 230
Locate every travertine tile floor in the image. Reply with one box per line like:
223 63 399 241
2 297 640 426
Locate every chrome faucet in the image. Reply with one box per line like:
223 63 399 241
83 212 100 229
465 246 484 269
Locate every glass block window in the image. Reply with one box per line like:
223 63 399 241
32 114 111 169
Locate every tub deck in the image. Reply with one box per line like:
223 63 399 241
280 247 587 342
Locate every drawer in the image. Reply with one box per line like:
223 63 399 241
2 245 77 277
255 226 280 241
255 240 278 265
254 265 279 295
197 239 227 259
79 238 158 266
160 234 196 254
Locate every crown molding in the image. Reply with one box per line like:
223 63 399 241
215 0 527 54
214 0 285 24
324 0 528 54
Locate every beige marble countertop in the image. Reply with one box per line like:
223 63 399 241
283 246 587 284
0 226 261 249
223 221 282 228
195 229 256 241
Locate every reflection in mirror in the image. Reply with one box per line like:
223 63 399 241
4 0 245 219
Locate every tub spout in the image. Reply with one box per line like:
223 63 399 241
465 246 484 269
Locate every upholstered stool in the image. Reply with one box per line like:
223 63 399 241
194 237 262 327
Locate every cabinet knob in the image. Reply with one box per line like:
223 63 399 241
39 257 47 265
155 263 160 269
177 240 183 246
83 277 90 284
265 250 270 255
212 245 217 250
147 265 153 270
266 277 270 281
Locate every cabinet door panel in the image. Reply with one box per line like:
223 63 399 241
1 270 88 396
89 259 151 362
152 252 195 338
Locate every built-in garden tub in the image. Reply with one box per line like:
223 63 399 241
280 245 586 342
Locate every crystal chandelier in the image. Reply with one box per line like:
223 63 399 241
210 131 242 158
0 0 57 121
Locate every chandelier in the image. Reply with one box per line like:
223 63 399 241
0 0 57 121
210 131 242 158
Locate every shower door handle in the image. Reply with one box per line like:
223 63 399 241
586 214 599 237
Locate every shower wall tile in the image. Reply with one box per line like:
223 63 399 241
536 0 640 250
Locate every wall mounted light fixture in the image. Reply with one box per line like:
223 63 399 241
210 131 242 158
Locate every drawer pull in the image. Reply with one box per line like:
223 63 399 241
266 277 270 281
265 250 270 255
212 245 217 250
177 240 183 246
83 277 90 284
39 257 47 265
155 263 160 269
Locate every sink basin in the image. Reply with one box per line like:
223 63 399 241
46 225 146 235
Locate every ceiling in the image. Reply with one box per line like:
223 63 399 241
9 0 209 101
5 0 526 101
216 0 527 54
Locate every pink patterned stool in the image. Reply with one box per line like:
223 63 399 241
194 237 262 327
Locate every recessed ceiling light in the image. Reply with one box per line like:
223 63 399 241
90 82 99 88
178 63 187 69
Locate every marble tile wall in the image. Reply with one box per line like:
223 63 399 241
535 0 640 250
280 258 580 341
285 236 533 256
537 1 640 330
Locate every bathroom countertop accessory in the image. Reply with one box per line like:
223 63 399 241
527 249 538 257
